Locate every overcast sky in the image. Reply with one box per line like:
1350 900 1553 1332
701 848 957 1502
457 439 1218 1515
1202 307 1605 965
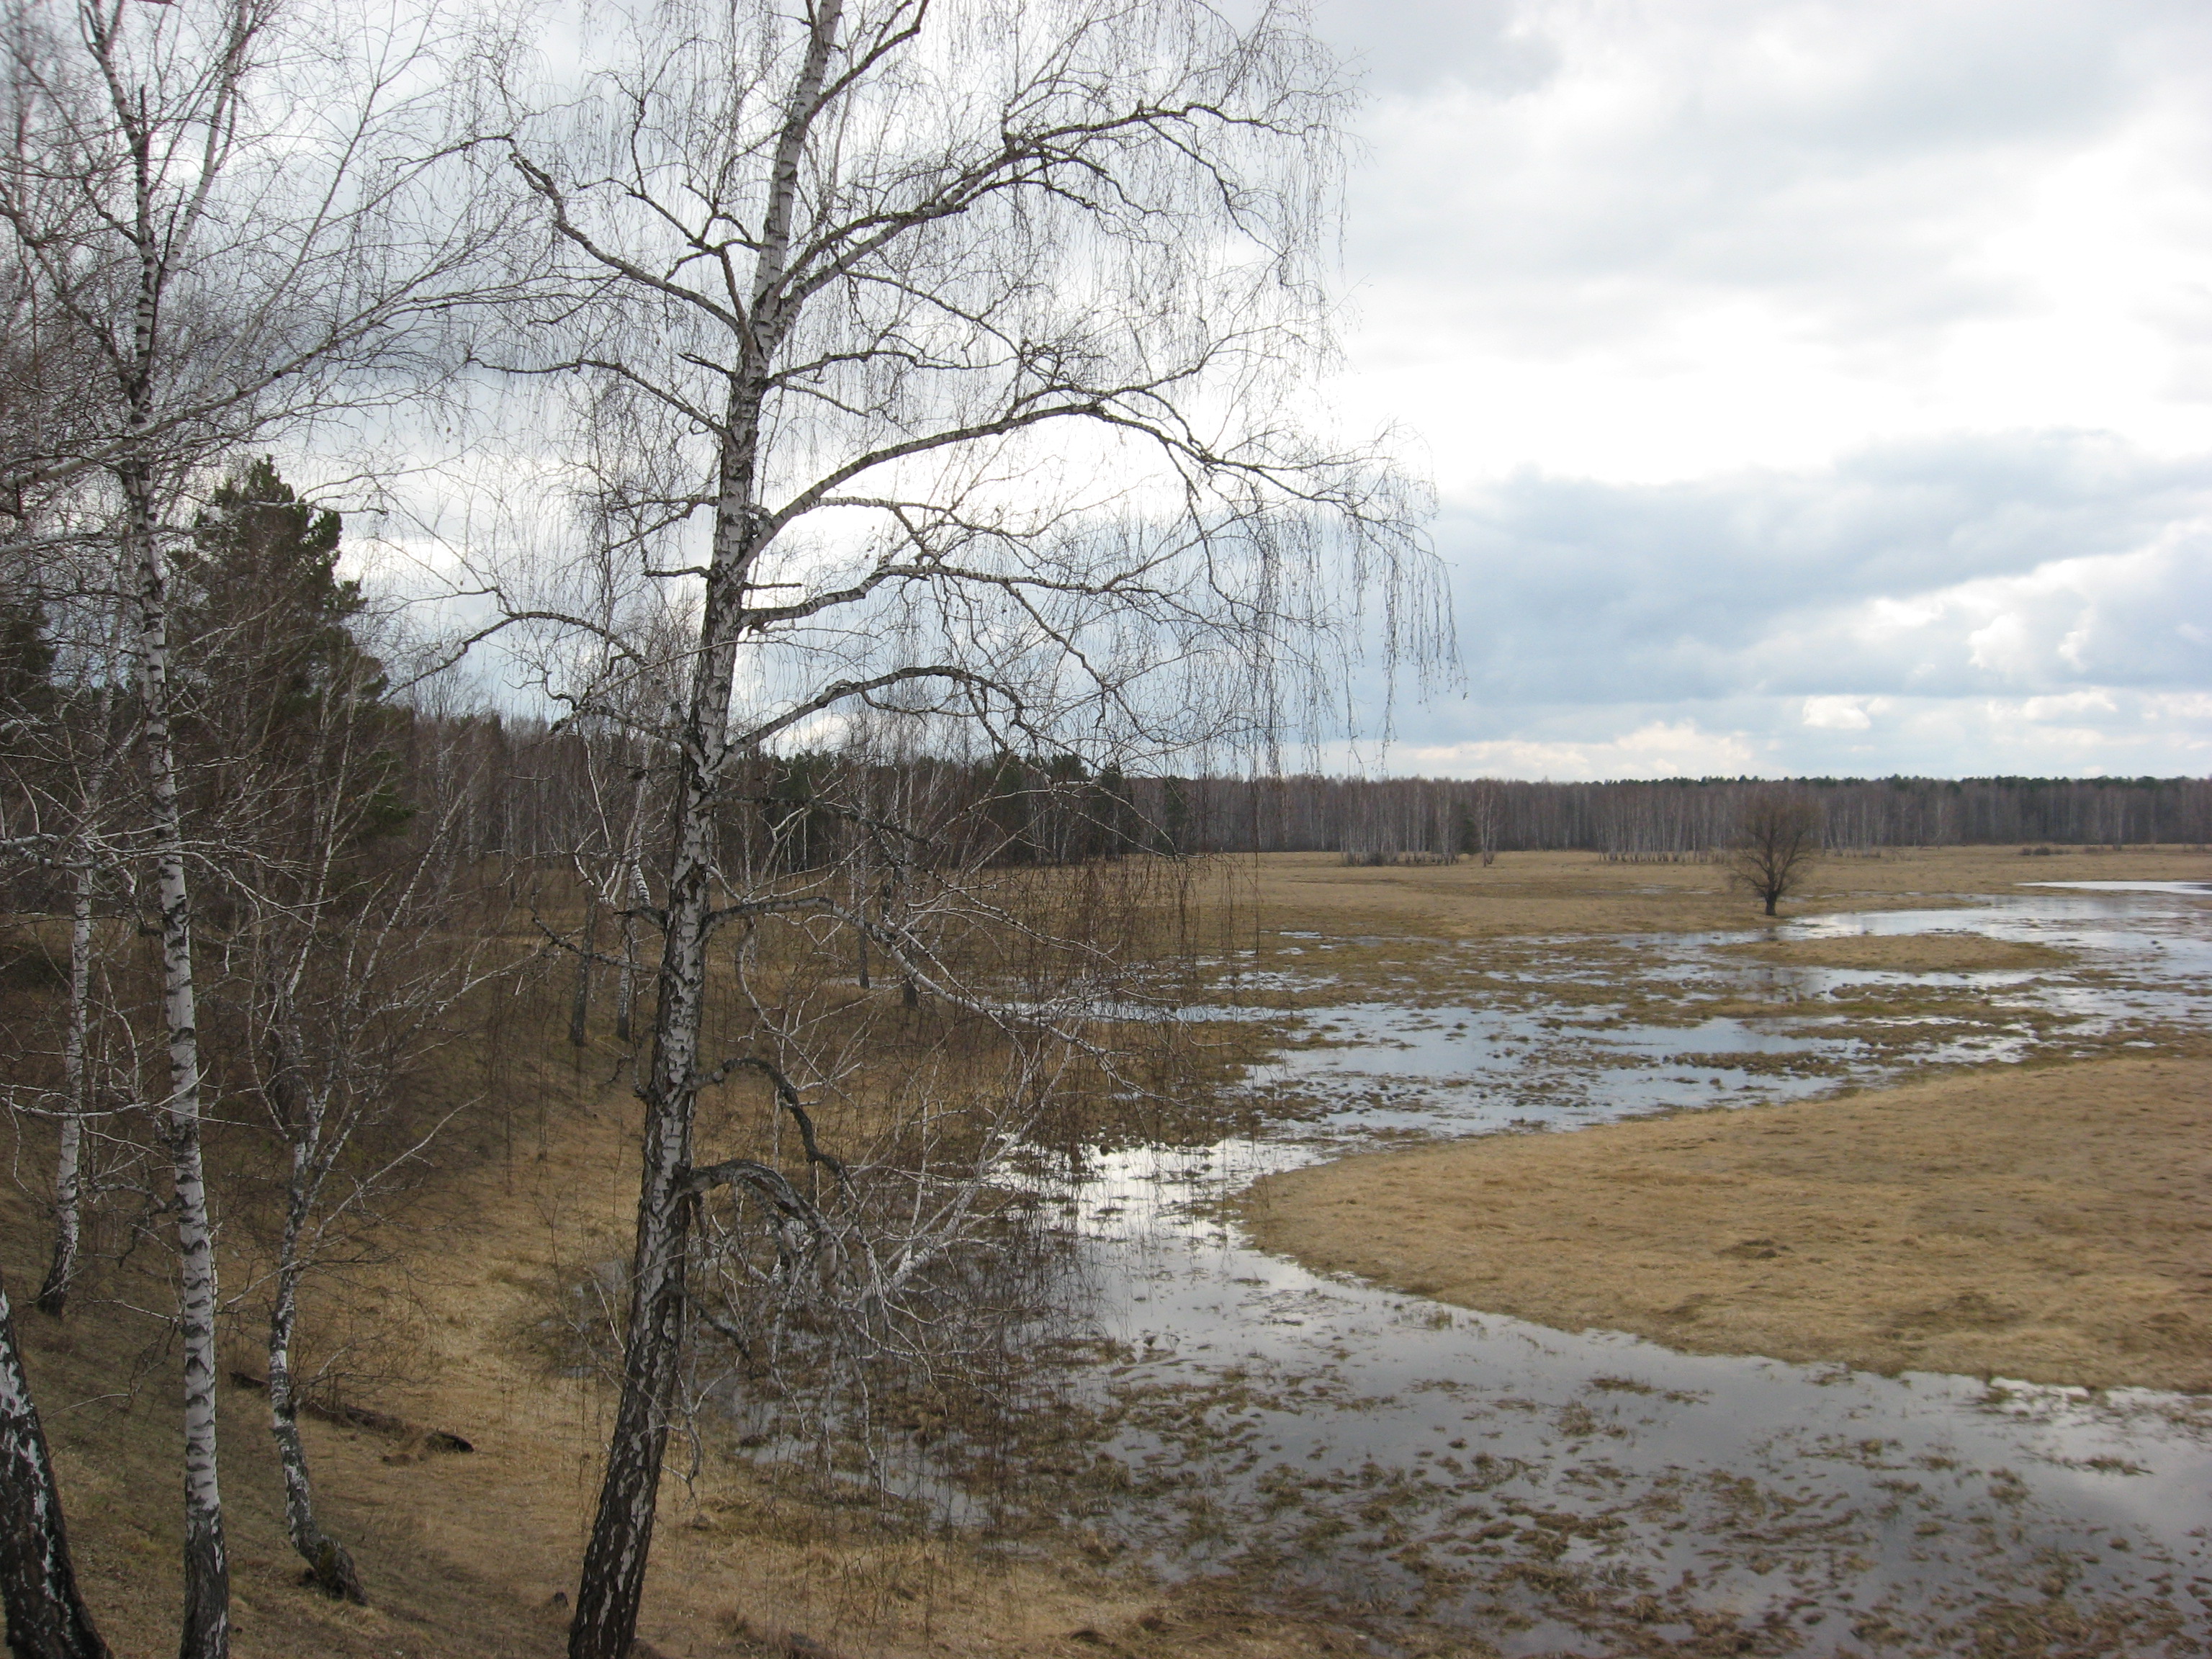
1306 0 2212 779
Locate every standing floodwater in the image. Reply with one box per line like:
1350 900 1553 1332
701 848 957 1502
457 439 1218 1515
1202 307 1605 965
1056 885 2212 1655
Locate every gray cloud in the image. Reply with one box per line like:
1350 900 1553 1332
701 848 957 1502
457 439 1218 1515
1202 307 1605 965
1309 0 1557 96
1439 432 2212 702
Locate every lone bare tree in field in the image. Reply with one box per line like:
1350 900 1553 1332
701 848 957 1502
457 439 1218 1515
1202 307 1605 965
1729 787 1823 917
473 1 1439 1651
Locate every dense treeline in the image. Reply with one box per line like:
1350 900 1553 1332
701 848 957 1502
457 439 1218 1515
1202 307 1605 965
371 715 1155 876
1107 771 2212 860
386 727 2212 868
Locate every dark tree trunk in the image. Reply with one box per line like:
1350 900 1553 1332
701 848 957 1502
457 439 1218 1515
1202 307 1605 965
566 392 740 1659
567 752 724 1655
567 7 845 1652
0 1266 110 1659
570 892 600 1047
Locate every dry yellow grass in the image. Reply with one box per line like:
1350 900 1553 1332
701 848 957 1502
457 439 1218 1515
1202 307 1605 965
1220 843 2211 940
1242 1057 2212 1391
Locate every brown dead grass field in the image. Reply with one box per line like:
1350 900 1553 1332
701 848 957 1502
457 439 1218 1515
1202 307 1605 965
1219 842 2211 940
1241 1056 2212 1391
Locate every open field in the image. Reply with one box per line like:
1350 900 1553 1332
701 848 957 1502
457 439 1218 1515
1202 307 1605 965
1223 842 2211 940
1230 845 2212 1395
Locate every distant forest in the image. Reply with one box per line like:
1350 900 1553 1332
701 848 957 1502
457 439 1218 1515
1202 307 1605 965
396 716 2212 870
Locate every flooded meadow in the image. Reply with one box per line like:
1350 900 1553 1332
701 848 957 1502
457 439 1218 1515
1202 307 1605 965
1041 877 2212 1655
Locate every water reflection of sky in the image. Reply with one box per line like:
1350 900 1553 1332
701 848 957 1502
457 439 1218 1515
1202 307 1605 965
1064 884 2212 1654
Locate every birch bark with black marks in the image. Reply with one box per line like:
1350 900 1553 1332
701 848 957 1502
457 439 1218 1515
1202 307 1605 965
562 8 850 1647
127 458 230 1659
567 337 789 1659
96 0 243 1630
266 1165 367 1604
0 1266 108 1659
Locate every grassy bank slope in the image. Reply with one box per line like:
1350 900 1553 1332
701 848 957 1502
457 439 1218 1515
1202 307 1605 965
6 1043 1374 1658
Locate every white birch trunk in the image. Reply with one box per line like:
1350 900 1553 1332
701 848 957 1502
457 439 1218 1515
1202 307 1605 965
35 863 94 1316
127 462 230 1659
266 1153 367 1603
569 20 845 1656
0 1266 109 1659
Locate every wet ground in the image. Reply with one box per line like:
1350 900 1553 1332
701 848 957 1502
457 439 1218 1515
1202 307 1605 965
1056 884 2212 1655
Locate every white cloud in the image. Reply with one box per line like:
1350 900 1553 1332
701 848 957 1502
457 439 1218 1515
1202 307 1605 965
2018 690 2119 722
2141 691 2212 724
1802 696 1874 729
1965 612 2036 675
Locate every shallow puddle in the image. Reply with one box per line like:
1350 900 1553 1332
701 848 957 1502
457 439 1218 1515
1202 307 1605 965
1063 885 2212 1653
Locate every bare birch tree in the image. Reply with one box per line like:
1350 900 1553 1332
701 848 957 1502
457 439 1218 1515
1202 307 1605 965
0 553 132 1319
162 458 502 1603
469 1 1441 1650
232 791 503 1604
0 1 513 1647
0 34 126 1319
